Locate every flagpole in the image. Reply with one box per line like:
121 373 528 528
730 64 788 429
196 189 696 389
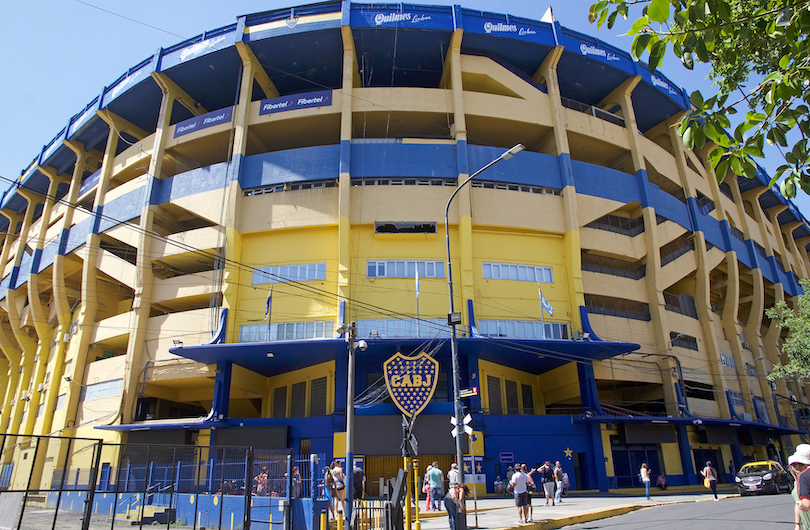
415 268 420 338
538 283 545 339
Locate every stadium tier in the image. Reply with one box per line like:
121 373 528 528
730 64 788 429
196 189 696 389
0 1 807 501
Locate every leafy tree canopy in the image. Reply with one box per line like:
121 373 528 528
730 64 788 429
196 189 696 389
589 0 810 199
766 279 810 380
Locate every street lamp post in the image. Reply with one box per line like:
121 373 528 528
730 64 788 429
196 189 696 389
444 144 524 493
338 321 367 527
643 352 689 415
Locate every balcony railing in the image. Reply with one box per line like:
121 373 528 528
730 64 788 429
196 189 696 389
561 97 626 128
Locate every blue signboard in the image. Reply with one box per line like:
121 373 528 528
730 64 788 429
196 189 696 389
173 107 234 138
259 90 333 116
500 452 514 464
463 456 484 475
101 59 155 108
350 4 453 30
460 10 556 47
160 31 237 71
560 28 635 76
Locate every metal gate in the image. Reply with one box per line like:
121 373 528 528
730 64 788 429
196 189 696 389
0 433 102 530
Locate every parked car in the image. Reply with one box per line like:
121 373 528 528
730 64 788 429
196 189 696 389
735 460 791 495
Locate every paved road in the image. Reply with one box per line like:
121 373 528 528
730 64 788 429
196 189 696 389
563 493 795 530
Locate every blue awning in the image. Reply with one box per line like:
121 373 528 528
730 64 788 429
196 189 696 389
575 413 804 436
166 336 641 378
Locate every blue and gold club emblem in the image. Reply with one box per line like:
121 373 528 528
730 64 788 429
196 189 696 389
383 352 439 418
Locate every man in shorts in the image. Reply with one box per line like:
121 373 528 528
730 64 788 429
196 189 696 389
509 463 534 524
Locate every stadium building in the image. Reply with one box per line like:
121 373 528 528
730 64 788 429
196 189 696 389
1 0 809 496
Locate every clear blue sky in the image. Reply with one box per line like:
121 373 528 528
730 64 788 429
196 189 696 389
2 1 805 214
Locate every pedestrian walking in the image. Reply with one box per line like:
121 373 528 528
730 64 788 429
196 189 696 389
353 460 365 501
332 460 347 513
788 444 810 530
448 463 461 488
444 483 465 530
553 461 564 504
640 462 651 501
424 465 434 511
428 461 444 511
540 461 555 506
701 460 719 500
728 460 736 478
324 464 336 519
510 463 534 523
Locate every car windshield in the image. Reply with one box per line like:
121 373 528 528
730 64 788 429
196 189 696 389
740 464 770 473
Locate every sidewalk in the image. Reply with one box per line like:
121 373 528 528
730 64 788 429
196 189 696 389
411 484 739 530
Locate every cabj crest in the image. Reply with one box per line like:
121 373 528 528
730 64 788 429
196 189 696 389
383 352 439 418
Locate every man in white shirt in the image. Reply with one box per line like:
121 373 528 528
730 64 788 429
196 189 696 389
509 463 535 524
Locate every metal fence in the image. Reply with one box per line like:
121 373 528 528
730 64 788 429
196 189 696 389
0 432 402 530
0 433 299 530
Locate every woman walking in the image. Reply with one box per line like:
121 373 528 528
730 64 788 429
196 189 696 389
701 461 719 500
444 483 465 530
424 465 433 511
640 463 651 501
332 460 347 514
324 464 337 520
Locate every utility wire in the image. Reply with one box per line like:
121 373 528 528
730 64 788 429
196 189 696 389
73 0 187 39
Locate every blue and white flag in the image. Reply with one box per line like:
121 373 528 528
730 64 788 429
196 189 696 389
264 285 274 322
415 268 420 298
538 286 554 316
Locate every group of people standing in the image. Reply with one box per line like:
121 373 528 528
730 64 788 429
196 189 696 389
422 461 469 530
502 460 566 525
322 459 365 520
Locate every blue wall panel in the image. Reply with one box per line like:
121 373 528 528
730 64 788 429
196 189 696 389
570 161 642 204
38 239 60 274
13 253 34 290
467 146 563 188
755 253 777 285
648 187 691 231
730 238 752 269
153 162 232 205
97 186 147 234
241 145 340 189
694 213 727 252
350 143 456 178
65 218 92 255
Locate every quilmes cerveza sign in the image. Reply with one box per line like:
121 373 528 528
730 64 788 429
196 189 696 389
384 352 439 418
259 90 333 116
173 107 233 139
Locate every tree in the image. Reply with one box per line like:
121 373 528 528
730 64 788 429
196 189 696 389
589 0 810 199
765 279 810 380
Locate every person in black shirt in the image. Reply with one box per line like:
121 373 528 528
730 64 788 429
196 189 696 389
353 461 365 501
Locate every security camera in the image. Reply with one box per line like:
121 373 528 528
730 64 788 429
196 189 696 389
355 340 368 352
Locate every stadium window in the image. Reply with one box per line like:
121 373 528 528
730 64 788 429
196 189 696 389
252 262 327 285
482 262 553 283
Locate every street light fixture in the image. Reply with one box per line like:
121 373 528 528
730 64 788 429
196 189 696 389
642 352 689 415
444 144 524 492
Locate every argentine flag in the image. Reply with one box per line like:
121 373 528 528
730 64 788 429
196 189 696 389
264 285 273 322
538 285 554 316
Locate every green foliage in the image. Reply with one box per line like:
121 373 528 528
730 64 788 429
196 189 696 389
588 0 810 199
766 279 810 381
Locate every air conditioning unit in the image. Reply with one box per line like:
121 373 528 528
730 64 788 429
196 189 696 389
742 412 753 422
742 341 750 349
20 391 28 401
36 383 44 393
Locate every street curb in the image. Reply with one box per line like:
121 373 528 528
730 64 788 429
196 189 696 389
510 494 738 530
